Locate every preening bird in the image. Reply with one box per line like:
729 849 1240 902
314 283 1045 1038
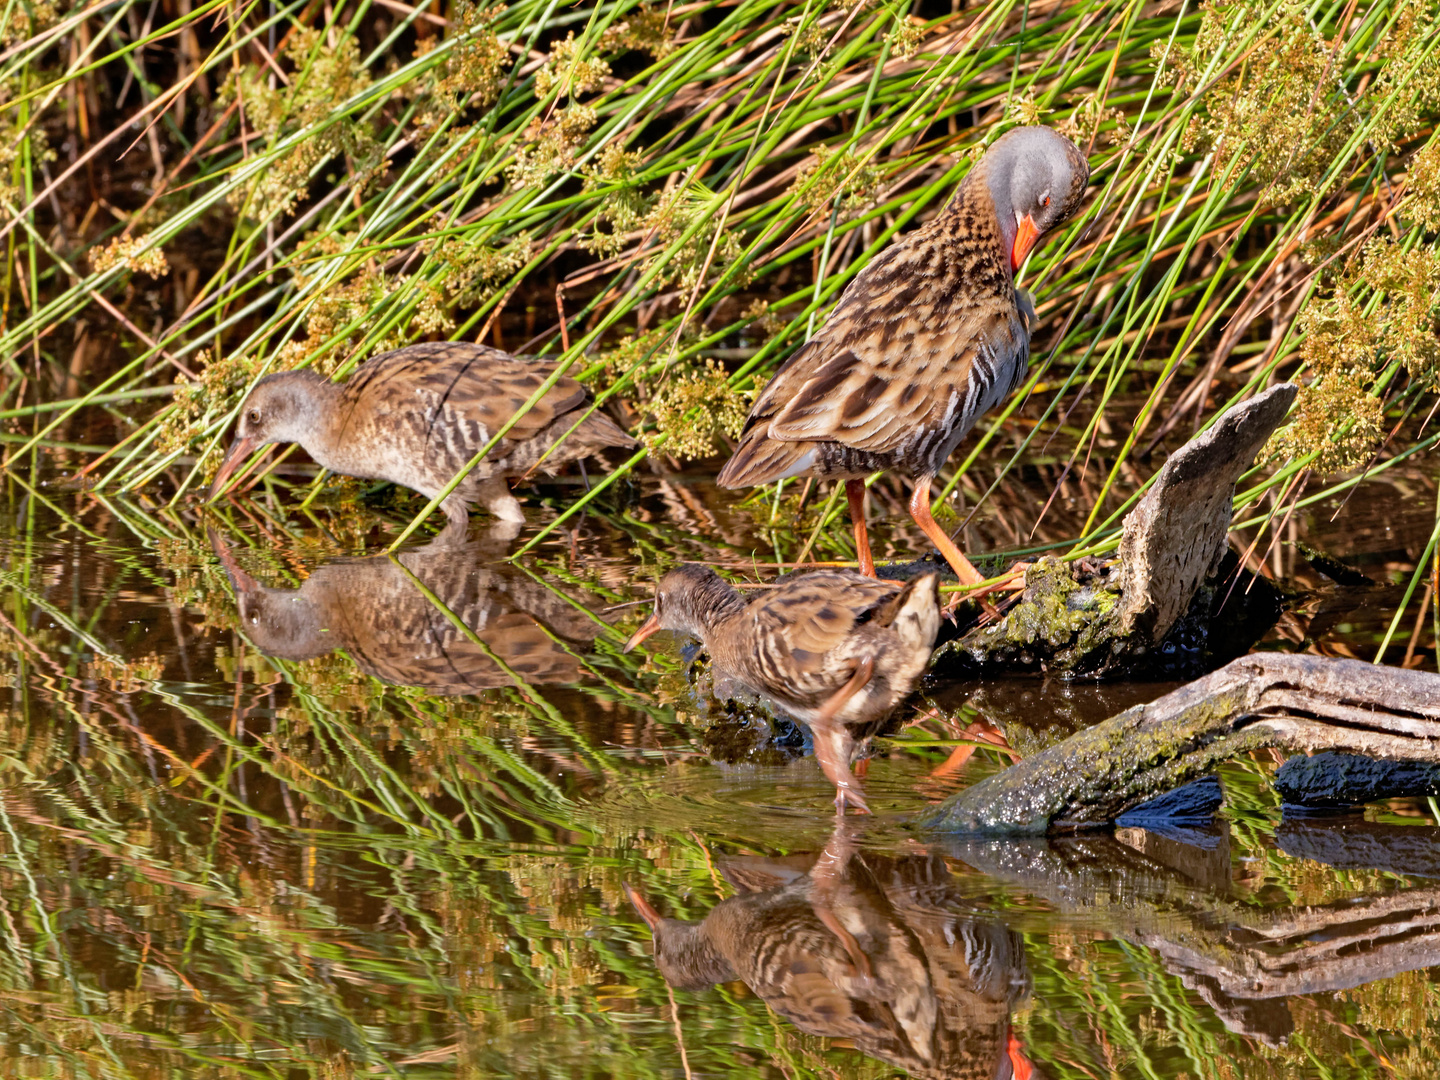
717 126 1090 585
210 342 635 530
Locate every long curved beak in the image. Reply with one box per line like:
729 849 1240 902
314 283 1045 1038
209 435 256 500
623 883 663 932
623 613 662 653
1011 212 1042 272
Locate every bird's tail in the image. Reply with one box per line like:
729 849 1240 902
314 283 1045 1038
869 572 942 652
716 426 818 488
576 410 638 449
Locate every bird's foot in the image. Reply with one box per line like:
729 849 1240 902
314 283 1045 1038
942 562 1031 623
833 784 871 816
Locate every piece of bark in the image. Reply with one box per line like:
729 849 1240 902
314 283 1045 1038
918 653 1440 835
933 386 1296 676
1273 750 1440 807
948 831 1440 1047
1116 383 1297 640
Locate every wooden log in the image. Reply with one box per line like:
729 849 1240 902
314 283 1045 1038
1115 382 1296 640
934 384 1296 676
918 653 1440 834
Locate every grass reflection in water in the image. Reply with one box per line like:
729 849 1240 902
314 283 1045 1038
0 495 1437 1079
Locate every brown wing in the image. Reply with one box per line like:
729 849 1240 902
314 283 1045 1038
764 225 1028 456
334 342 588 456
744 571 904 705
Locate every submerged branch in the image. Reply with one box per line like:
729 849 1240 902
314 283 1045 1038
918 653 1440 834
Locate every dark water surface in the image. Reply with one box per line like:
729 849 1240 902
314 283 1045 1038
2 464 1438 1079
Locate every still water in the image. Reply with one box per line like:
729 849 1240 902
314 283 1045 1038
1 462 1437 1078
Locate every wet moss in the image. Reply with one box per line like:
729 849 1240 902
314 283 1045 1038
686 651 808 765
929 550 1284 681
919 682 1264 834
931 556 1127 677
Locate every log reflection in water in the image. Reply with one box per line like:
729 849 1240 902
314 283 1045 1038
950 820 1440 1048
212 525 604 692
628 824 1039 1080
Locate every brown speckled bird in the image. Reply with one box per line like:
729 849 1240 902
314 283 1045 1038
717 126 1089 584
212 527 602 692
210 342 635 529
626 829 1037 1080
624 564 941 812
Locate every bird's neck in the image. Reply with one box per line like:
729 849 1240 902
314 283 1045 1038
280 372 343 457
656 918 738 990
946 159 1017 281
689 577 748 638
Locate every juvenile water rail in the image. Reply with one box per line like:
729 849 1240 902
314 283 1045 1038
210 342 635 530
625 563 941 812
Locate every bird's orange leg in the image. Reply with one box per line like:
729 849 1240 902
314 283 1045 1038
845 479 875 578
813 656 875 814
908 475 984 586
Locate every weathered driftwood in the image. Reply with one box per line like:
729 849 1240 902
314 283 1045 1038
918 653 1440 834
934 384 1295 676
1277 817 1440 876
1115 382 1296 640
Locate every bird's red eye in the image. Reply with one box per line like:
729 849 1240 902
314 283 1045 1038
1043 195 1051 207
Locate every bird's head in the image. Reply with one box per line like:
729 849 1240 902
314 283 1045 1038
624 884 736 990
623 563 743 652
981 126 1091 273
210 369 333 497
209 529 331 659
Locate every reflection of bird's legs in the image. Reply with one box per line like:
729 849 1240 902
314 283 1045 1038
929 716 1020 778
809 819 859 885
809 823 874 981
432 517 474 546
569 460 591 563
1006 1026 1035 1080
813 657 875 814
846 479 875 577
904 708 1018 793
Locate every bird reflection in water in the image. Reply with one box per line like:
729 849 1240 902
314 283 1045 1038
627 824 1039 1080
211 525 601 692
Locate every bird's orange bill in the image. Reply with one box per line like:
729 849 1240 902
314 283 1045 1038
1010 213 1041 272
623 613 662 652
209 436 257 499
206 528 259 591
1006 1028 1035 1080
623 883 662 931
